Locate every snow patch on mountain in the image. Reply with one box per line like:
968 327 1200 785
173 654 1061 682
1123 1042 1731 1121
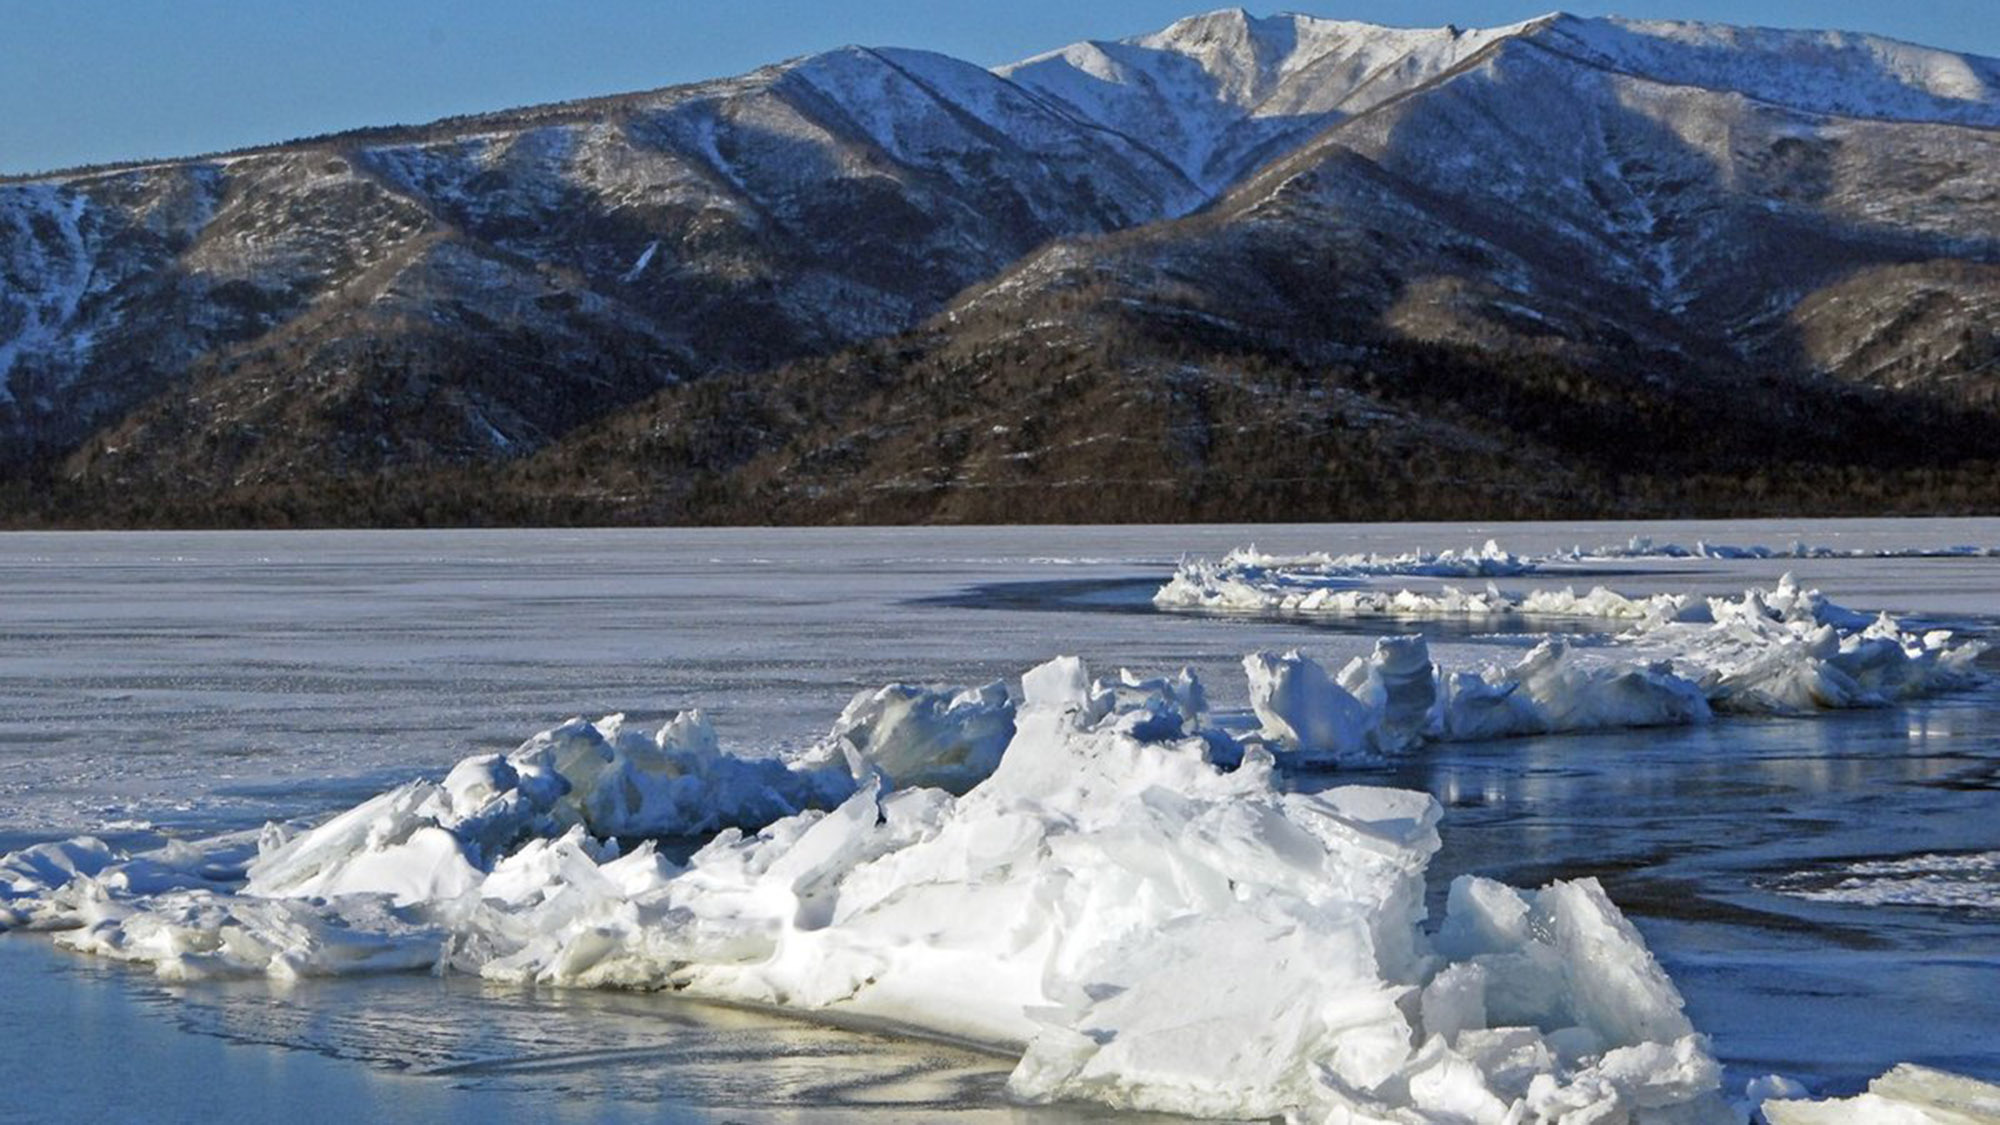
1537 15 2000 127
620 240 659 282
0 185 94 404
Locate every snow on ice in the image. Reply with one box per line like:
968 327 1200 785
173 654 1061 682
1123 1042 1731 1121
1762 1063 2000 1124
1769 851 2000 911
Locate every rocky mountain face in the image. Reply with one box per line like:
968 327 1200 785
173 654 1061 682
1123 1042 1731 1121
5 9 1998 525
1 48 1189 475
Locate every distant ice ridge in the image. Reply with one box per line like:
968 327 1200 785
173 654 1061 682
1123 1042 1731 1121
1566 536 2000 562
1173 539 1544 585
1160 538 2000 610
1168 571 1985 759
0 655 1751 1122
1761 1063 2000 1124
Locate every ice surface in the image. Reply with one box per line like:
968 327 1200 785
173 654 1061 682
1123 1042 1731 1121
2 656 1733 1122
5 522 1991 843
1762 1063 2000 1124
2 523 1996 1117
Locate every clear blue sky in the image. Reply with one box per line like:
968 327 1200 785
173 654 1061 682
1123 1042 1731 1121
3 1 1994 175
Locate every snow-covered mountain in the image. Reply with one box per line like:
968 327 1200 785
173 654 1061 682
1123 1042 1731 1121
1001 9 2000 190
4 9 1997 524
985 10 1999 377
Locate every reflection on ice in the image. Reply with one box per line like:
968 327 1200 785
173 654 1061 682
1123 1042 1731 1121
0 933 1158 1124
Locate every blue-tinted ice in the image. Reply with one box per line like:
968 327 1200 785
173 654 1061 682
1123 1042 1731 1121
0 522 1994 1119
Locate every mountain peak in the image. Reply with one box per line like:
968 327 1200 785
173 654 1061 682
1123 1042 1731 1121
996 9 1540 191
1150 6 1256 34
1143 7 1303 48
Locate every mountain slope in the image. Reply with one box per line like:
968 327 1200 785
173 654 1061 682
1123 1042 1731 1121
0 46 1192 479
1534 14 2000 126
470 16 2000 525
4 9 1999 525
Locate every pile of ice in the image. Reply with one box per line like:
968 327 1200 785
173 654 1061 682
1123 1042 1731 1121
1170 578 1703 623
1761 1063 2000 1124
2 656 1744 1122
1242 636 1715 757
0 678 1016 931
1161 542 1538 604
1226 575 1985 761
1615 575 1985 715
1154 542 1715 620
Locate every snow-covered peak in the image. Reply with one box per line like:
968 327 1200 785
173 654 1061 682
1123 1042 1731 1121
1126 8 1316 105
996 8 1544 192
994 7 2000 196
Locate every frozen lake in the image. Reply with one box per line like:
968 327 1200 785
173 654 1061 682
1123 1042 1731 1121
2 521 1997 1120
